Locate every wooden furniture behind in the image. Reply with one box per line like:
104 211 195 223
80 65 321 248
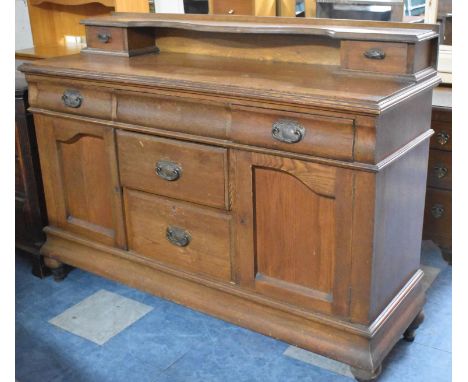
16 0 150 60
15 76 48 278
20 13 440 381
316 0 404 21
277 0 318 17
423 86 451 264
209 0 276 15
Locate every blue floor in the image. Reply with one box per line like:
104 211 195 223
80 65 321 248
16 244 451 382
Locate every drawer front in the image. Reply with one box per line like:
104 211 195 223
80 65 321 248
116 92 229 139
231 108 355 160
29 81 112 119
85 26 126 52
341 41 409 74
212 0 253 15
427 149 451 190
117 131 228 209
124 189 232 281
430 120 452 151
423 188 452 247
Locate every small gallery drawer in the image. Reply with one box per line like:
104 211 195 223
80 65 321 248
85 26 126 52
124 189 232 281
231 107 354 161
340 41 431 75
430 121 452 151
427 149 451 190
85 26 156 56
212 0 253 15
29 81 112 119
423 188 452 245
117 131 228 209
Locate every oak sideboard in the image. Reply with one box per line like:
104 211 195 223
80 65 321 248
20 13 440 381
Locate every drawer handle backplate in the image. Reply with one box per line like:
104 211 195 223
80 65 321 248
272 119 305 144
431 204 445 219
166 226 191 247
364 48 386 60
62 89 83 108
155 160 182 181
433 163 448 179
97 33 111 43
436 131 450 146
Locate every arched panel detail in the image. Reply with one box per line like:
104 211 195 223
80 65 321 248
57 132 102 145
251 152 336 197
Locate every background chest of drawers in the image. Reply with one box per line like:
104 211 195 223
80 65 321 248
20 14 440 381
15 75 48 278
423 86 452 264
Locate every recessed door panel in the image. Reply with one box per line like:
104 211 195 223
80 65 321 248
34 114 126 248
232 150 354 316
59 134 114 235
255 168 336 297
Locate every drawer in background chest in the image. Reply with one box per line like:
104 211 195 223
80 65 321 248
124 189 232 282
230 107 355 161
28 81 112 119
430 120 452 151
423 188 452 245
117 131 228 209
427 149 451 190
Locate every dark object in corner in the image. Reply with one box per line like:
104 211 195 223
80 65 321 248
15 75 49 278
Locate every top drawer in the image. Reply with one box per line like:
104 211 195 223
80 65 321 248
230 107 355 161
29 81 112 120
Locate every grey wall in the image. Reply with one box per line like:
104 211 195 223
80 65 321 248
15 0 33 50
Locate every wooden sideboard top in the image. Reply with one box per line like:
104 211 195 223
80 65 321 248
81 12 438 43
20 13 441 115
20 52 435 115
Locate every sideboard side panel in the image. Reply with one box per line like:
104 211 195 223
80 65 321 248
369 140 430 319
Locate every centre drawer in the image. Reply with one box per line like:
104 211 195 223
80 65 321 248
117 131 228 209
124 189 232 282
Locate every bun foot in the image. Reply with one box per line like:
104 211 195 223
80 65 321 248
441 248 452 266
403 309 425 342
44 257 70 282
351 365 382 381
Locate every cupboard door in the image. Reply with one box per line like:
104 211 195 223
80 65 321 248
232 150 354 317
34 115 126 248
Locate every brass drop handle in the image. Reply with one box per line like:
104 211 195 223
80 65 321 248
62 89 83 108
272 119 305 144
97 33 111 43
155 160 182 181
436 131 450 146
228 9 235 14
364 48 386 60
166 226 191 247
433 163 448 179
431 204 445 219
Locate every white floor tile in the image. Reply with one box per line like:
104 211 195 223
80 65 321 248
49 289 153 345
